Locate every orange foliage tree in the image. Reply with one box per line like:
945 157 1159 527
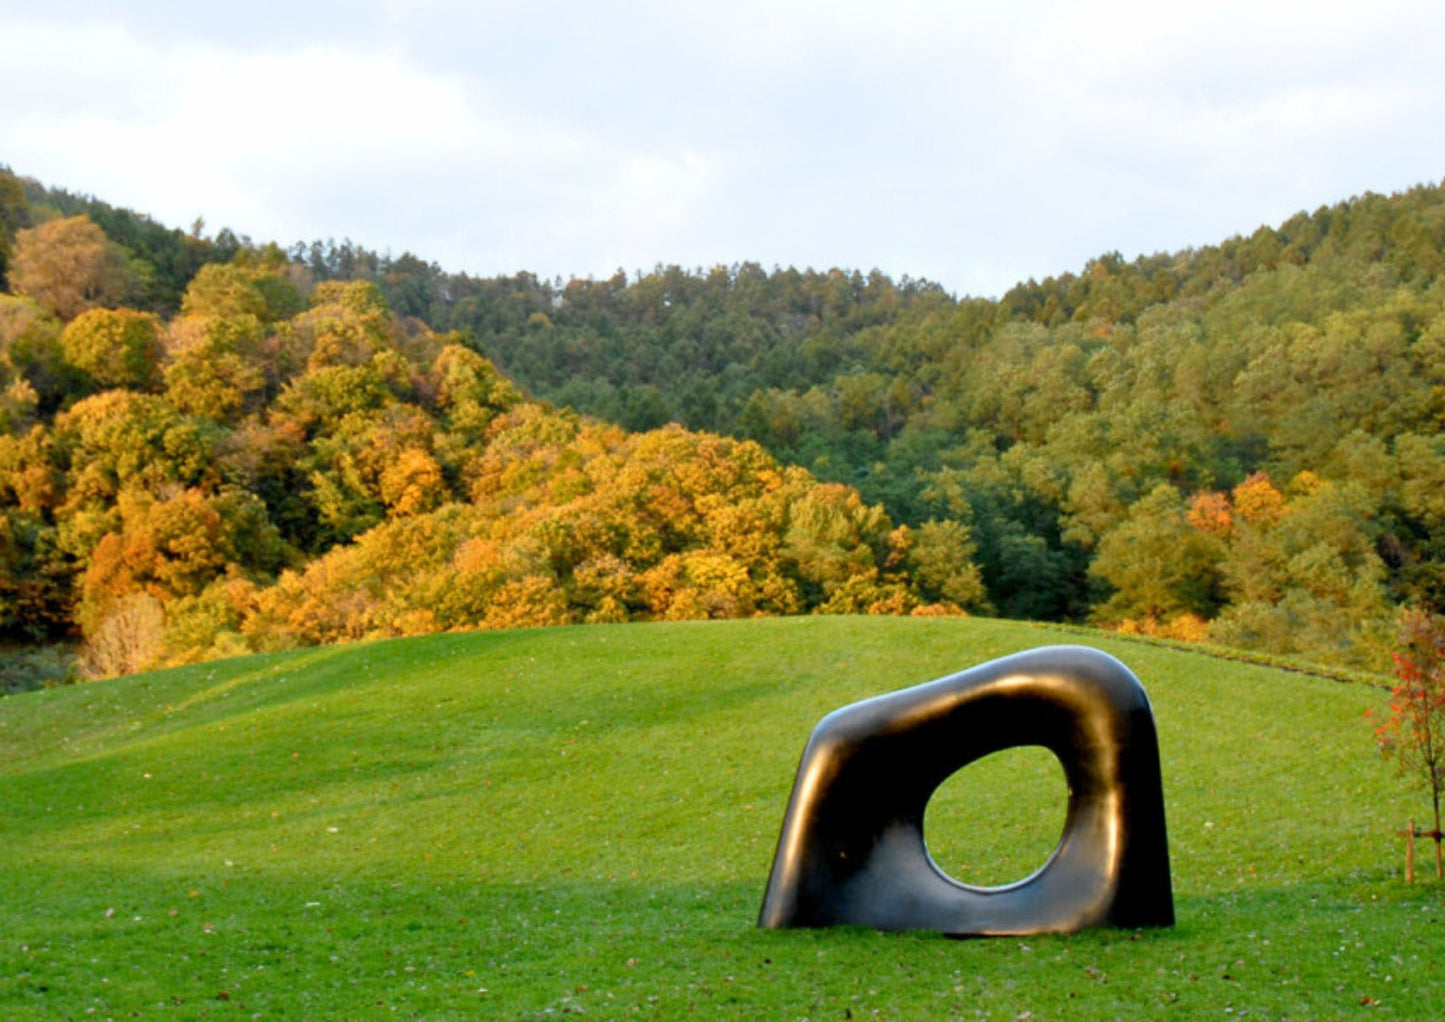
10 215 131 320
1372 608 1445 873
1 246 988 667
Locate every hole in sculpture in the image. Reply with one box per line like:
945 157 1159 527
923 745 1069 889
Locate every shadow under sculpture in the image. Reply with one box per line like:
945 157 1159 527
758 645 1173 936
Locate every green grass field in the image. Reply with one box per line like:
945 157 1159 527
1 615 1439 1018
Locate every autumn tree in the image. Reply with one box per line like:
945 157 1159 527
156 573 261 666
1208 473 1393 667
180 262 271 321
162 310 268 420
289 280 396 372
10 215 132 320
1392 432 1445 609
1373 608 1445 877
81 592 165 678
430 344 521 443
7 171 1445 673
52 390 218 508
1 294 73 413
76 486 288 632
301 404 445 543
781 481 894 606
59 307 163 391
905 519 987 610
1089 482 1224 632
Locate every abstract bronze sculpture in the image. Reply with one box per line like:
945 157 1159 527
758 645 1172 935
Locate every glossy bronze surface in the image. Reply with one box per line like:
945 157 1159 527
758 645 1172 935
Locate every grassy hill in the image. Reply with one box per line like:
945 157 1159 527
0 615 1435 1017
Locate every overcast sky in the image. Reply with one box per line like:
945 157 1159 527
3 1 1443 298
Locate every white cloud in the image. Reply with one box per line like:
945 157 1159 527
3 1 1444 295
551 151 720 270
3 18 591 250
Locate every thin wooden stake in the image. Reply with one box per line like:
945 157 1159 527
1406 820 1416 884
1435 830 1442 880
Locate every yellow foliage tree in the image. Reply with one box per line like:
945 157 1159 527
11 215 131 320
479 576 571 630
59 308 163 391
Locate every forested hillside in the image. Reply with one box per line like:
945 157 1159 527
0 170 982 685
284 182 1445 671
3 166 1444 677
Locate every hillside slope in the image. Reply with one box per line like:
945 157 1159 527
7 171 1444 675
260 182 1445 670
0 616 1433 1017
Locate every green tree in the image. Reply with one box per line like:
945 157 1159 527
0 167 31 291
1089 483 1224 627
0 510 71 639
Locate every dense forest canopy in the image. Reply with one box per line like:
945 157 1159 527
3 164 1445 678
